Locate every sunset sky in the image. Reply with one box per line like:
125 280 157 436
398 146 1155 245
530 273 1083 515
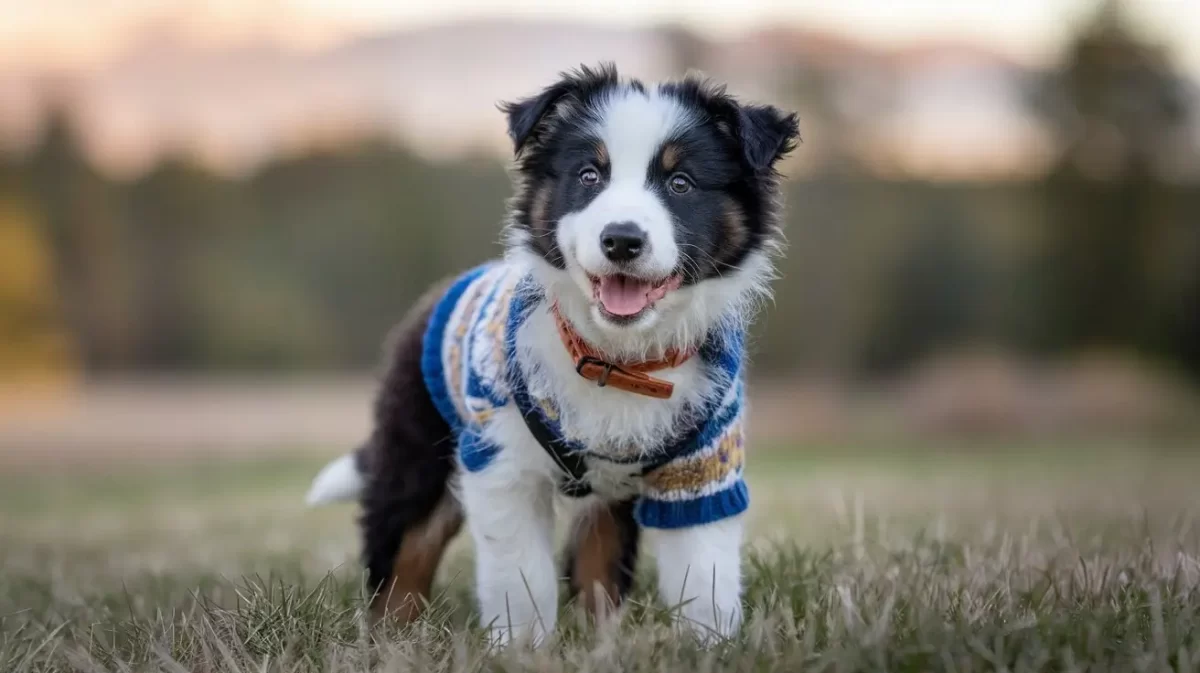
3 0 1199 76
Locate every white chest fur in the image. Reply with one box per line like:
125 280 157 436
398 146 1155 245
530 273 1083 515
513 305 718 462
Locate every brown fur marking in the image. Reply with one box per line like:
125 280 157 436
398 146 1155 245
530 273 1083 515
529 181 553 232
372 495 464 624
594 141 609 168
717 198 749 266
660 143 682 172
571 502 624 618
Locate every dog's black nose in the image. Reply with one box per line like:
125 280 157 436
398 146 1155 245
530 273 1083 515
600 222 646 263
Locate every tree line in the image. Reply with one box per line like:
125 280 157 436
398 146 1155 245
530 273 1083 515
1 1 1197 381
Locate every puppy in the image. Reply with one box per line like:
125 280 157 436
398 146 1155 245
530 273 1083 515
307 64 798 644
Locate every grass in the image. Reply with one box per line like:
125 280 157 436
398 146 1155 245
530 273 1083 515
2 444 1200 671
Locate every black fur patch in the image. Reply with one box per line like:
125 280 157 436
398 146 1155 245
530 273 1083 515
358 280 460 598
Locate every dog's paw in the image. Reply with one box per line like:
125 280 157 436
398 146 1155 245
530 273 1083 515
483 622 550 649
676 602 742 646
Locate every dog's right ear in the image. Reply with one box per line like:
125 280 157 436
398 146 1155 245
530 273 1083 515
499 64 619 155
500 80 575 155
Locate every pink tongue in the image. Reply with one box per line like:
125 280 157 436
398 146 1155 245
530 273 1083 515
598 276 653 316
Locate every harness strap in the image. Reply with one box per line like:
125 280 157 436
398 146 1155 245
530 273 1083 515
513 389 684 497
516 399 593 497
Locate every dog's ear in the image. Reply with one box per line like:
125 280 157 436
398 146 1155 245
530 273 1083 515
734 104 800 174
499 64 619 155
500 80 575 155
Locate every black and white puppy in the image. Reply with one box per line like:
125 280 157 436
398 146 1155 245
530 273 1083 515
308 64 798 644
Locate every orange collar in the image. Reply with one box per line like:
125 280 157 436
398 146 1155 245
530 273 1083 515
552 303 695 399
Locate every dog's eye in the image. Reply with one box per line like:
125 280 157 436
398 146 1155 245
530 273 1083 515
579 167 601 187
668 173 693 195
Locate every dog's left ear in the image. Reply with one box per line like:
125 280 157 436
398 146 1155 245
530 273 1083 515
734 104 800 174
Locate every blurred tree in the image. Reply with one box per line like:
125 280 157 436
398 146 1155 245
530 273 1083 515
1030 0 1195 371
1036 0 1190 181
0 197 77 380
125 157 246 368
22 106 134 371
861 199 985 374
250 141 467 367
1158 190 1200 378
4 25 1195 380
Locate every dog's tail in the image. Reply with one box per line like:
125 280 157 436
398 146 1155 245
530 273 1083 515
306 448 365 506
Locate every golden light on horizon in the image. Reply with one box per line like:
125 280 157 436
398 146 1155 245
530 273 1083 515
2 0 1198 75
2 0 1197 181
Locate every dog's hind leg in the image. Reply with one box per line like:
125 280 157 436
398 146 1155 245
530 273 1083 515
358 280 462 625
362 484 462 624
564 498 640 620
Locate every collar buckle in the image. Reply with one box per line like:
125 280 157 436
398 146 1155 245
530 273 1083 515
576 355 621 388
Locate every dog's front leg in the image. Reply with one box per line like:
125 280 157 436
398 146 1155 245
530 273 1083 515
459 427 558 646
650 516 744 642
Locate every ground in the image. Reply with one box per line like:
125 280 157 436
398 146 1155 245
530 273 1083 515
2 442 1199 672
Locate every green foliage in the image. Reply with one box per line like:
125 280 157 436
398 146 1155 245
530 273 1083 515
5 133 512 372
0 1 1196 380
1027 0 1200 375
0 196 76 379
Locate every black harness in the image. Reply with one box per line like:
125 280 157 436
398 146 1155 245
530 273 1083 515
510 365 701 498
515 394 596 497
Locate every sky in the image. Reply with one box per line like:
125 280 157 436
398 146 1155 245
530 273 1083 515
2 0 1199 76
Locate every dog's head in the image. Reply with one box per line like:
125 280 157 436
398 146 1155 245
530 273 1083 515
502 64 799 358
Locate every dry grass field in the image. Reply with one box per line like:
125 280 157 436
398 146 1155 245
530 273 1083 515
3 440 1200 672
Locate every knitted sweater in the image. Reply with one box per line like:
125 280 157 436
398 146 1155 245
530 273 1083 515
421 262 749 529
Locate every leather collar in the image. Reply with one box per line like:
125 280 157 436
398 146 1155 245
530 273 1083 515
552 303 694 399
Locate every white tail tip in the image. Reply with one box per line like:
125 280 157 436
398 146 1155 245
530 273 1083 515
306 454 363 506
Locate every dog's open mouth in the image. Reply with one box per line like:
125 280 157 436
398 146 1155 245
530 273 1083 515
590 274 682 320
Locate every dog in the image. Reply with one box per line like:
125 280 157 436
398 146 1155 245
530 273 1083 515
307 64 798 644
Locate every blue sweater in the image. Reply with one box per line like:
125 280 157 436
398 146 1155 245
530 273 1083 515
421 262 749 529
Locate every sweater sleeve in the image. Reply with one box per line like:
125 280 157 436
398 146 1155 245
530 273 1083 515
634 391 749 530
